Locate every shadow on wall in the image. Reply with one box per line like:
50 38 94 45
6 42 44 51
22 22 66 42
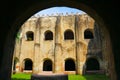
85 22 104 75
82 22 114 80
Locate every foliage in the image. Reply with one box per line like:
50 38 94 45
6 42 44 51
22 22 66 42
16 32 20 40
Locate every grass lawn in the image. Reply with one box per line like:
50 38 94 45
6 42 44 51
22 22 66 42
11 73 31 80
11 73 110 80
69 74 110 80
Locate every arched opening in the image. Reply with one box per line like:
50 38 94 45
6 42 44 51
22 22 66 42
84 29 93 39
44 30 53 40
64 29 74 40
13 60 16 71
24 59 33 70
43 59 52 71
26 31 34 41
13 57 19 73
0 1 116 80
86 58 100 71
65 58 75 71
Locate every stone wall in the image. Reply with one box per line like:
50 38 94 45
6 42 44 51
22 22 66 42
13 14 111 75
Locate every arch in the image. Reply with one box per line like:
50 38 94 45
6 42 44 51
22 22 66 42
64 29 74 40
23 58 33 70
13 57 19 71
84 29 93 39
1 1 117 80
44 30 53 40
26 31 34 41
43 59 52 71
65 58 75 71
86 57 100 71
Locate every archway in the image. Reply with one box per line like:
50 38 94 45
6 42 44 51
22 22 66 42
44 30 53 40
43 59 52 71
26 31 34 41
0 1 117 80
86 58 100 71
64 29 74 40
13 57 19 73
24 59 33 70
65 58 75 71
84 29 93 39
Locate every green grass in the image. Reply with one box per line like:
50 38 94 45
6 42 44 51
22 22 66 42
11 73 31 80
69 74 110 80
11 73 110 80
69 74 86 80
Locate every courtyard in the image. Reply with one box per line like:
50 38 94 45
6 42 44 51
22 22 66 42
11 73 110 80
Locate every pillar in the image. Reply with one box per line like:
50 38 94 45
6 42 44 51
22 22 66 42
33 18 40 73
54 16 62 73
75 15 87 74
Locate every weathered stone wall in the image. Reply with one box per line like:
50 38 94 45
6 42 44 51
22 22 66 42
13 14 111 75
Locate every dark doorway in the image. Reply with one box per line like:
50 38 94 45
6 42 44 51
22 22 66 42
65 58 75 71
64 30 74 40
43 59 52 71
86 58 100 71
26 31 34 41
24 59 33 70
84 29 93 39
45 30 53 40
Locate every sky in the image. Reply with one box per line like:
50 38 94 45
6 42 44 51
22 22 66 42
33 7 86 17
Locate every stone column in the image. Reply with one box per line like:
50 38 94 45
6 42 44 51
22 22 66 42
76 42 87 74
75 15 87 74
54 16 62 73
33 18 40 73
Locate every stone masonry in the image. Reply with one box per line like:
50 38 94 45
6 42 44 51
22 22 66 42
13 14 114 76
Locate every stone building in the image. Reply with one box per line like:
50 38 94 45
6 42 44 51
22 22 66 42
13 14 110 75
